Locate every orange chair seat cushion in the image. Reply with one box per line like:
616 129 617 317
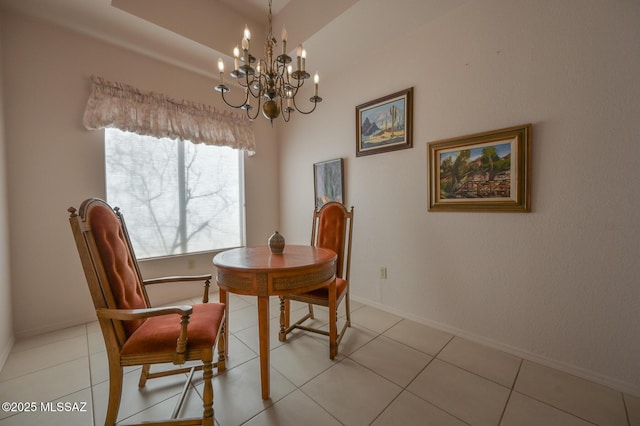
299 278 348 301
120 303 225 356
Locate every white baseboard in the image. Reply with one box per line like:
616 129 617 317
13 292 205 339
352 295 640 397
0 335 15 373
14 314 97 339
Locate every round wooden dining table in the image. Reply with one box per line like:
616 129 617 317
213 245 337 399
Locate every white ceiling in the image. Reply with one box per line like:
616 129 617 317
0 0 469 79
0 0 355 77
217 0 292 23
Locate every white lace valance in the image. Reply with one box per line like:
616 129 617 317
82 75 255 153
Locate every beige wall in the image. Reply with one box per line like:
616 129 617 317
278 0 640 394
0 8 14 368
0 11 279 336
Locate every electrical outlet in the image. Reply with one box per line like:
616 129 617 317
380 267 387 279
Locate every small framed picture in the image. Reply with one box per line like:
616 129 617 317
313 158 344 209
428 124 532 212
356 88 413 157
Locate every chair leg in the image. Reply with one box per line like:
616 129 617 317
308 303 315 319
328 285 338 360
202 353 214 426
284 298 291 328
217 322 226 372
202 277 211 304
279 297 288 342
106 366 123 426
345 290 351 327
138 364 150 387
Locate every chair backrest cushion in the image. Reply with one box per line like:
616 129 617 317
316 203 347 277
89 203 147 335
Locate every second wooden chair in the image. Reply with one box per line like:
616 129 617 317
278 201 354 359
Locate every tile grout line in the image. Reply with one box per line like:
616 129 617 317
85 323 97 426
270 314 418 426
343 326 404 426
398 333 472 426
294 386 346 426
622 392 632 426
496 357 523 425
0 334 90 384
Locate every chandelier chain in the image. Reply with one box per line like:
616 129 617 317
267 0 273 39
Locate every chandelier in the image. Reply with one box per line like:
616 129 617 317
215 0 322 124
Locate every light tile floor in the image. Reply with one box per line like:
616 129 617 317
0 292 638 426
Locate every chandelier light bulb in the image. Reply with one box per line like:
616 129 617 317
233 46 240 69
282 26 287 54
217 58 225 85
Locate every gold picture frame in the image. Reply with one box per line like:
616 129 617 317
428 124 532 212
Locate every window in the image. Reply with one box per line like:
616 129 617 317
105 128 245 259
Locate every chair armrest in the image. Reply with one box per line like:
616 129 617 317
97 305 193 321
98 305 193 363
143 274 213 304
143 274 212 285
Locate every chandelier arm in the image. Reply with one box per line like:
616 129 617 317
272 74 287 100
219 88 251 110
277 62 302 96
239 70 261 99
289 78 306 101
275 61 288 81
245 104 260 121
260 72 271 96
282 78 304 105
280 97 291 122
247 77 261 99
252 59 268 97
247 92 264 121
235 76 250 88
292 95 320 115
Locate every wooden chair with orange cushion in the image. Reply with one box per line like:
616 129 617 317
279 201 354 359
68 198 226 426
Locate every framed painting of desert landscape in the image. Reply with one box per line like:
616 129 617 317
314 158 344 209
356 87 413 157
428 124 532 212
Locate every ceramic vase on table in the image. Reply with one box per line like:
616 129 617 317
268 231 285 254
